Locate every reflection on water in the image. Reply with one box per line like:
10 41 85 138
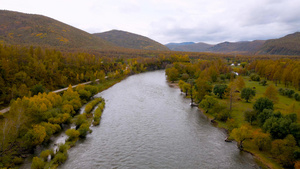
60 70 258 169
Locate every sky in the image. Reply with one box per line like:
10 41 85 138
1 0 300 44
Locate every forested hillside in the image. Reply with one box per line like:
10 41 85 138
259 32 300 55
94 30 169 51
0 10 117 50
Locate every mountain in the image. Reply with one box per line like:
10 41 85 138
94 30 169 51
259 32 300 55
0 10 116 50
166 42 213 52
207 40 265 53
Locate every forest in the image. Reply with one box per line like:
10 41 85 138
1 43 300 168
166 58 300 168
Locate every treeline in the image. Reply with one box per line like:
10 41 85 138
165 58 300 168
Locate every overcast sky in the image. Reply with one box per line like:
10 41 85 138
1 0 300 44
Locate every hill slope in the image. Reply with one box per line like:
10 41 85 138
166 42 213 52
259 32 300 55
0 10 116 50
207 40 265 53
94 30 169 51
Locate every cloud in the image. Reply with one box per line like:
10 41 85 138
1 0 300 44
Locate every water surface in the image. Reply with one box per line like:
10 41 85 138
61 70 257 169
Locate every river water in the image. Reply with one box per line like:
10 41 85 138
60 70 258 169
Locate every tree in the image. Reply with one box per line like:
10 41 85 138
253 129 271 151
166 67 179 82
199 95 218 113
264 84 279 104
227 81 238 111
241 87 256 102
231 124 253 150
271 135 297 167
244 109 257 125
253 97 274 112
213 84 227 99
235 76 245 91
195 78 212 102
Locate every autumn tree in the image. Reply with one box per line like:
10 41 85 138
264 84 279 104
231 124 253 150
252 129 271 151
227 81 238 111
235 76 245 91
166 67 179 82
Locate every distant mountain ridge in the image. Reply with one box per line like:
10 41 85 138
94 30 169 51
0 10 169 51
166 32 300 55
0 10 116 50
166 42 213 52
259 32 300 55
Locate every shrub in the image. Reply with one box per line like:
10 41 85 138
31 157 45 169
216 109 231 122
250 73 260 81
66 129 80 141
52 152 68 165
259 80 267 86
58 144 69 153
294 93 300 101
40 149 54 161
78 123 91 138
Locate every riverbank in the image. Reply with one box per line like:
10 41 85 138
168 81 281 169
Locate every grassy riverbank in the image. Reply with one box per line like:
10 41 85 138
166 59 300 169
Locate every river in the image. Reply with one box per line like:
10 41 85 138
60 70 258 169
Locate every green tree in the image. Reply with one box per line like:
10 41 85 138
253 97 274 112
199 95 218 114
241 87 256 102
244 109 257 125
213 84 227 99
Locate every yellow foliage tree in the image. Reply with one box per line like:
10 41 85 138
264 84 279 104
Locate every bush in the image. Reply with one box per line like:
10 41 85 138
250 73 260 81
216 109 231 122
58 144 69 153
78 123 91 138
52 152 68 165
74 114 88 128
31 157 45 169
294 93 300 101
40 149 54 161
259 80 267 86
66 129 80 141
